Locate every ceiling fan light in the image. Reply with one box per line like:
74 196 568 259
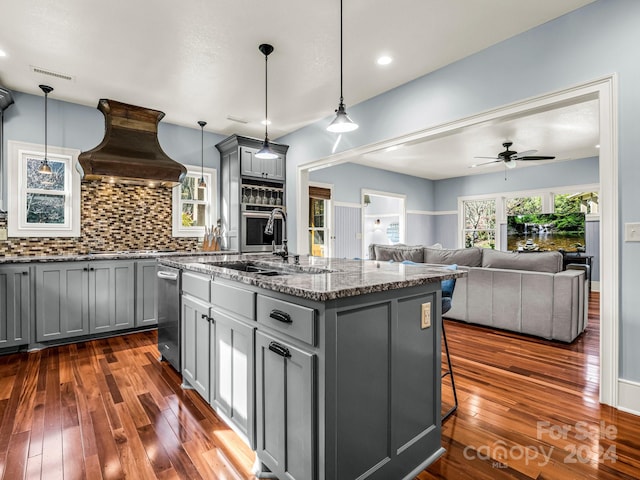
505 160 517 169
256 137 278 159
327 103 358 133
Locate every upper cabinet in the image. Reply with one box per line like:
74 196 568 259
240 146 285 182
217 135 289 184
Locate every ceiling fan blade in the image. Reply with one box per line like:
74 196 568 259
473 156 500 160
518 156 556 161
470 159 502 168
512 149 537 158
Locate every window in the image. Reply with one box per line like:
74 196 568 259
506 196 542 216
172 168 216 237
7 141 81 237
463 199 496 248
554 191 599 215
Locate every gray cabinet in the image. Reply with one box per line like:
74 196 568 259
211 308 255 447
90 261 135 333
135 260 158 326
240 146 285 181
181 294 212 399
256 330 315 480
0 265 31 348
35 261 135 342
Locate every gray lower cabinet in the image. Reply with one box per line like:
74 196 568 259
35 261 135 342
0 265 31 349
210 308 255 447
135 260 158 326
256 330 315 480
181 294 212 399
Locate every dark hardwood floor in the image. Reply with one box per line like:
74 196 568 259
0 292 638 479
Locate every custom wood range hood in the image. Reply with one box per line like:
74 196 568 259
77 99 186 187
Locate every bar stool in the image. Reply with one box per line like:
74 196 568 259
441 279 458 421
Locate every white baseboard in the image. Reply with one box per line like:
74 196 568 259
618 379 640 416
591 280 600 292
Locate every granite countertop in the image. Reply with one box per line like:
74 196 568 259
0 250 235 264
160 254 466 302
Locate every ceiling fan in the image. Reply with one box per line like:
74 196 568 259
471 141 556 169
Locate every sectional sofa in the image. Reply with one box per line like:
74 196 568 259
368 244 589 342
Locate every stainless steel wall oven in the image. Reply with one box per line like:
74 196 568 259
241 205 284 252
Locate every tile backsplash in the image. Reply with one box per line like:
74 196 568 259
0 181 199 257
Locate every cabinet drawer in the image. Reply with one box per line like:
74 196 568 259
212 280 255 320
257 295 315 345
182 271 211 302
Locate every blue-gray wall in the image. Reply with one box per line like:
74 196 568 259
1 91 225 208
281 0 640 382
309 162 434 210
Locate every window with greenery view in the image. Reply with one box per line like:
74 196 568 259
555 192 599 215
309 197 326 257
172 168 216 237
463 199 496 249
506 196 542 216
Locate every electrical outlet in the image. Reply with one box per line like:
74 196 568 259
421 303 431 329
625 223 640 242
0 227 7 241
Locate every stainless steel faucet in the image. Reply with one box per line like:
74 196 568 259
264 207 288 260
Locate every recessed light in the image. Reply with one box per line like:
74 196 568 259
261 119 271 126
377 56 392 66
0 49 7 57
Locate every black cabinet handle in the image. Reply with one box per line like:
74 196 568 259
201 313 213 323
268 341 291 358
83 267 88 271
269 309 292 324
89 267 95 271
22 271 29 275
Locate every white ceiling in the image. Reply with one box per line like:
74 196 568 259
350 98 600 180
1 0 595 144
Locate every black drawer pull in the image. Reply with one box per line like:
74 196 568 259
268 341 291 358
270 309 292 324
201 313 213 323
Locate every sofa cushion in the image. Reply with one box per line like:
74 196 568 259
373 244 424 262
424 246 483 267
481 249 562 273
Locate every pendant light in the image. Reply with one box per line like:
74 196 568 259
197 120 207 189
38 84 54 174
327 0 358 133
256 43 278 160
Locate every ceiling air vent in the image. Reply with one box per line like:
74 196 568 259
226 115 249 124
30 65 74 81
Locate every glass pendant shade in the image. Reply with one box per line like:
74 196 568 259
505 160 517 169
198 120 206 189
327 103 358 133
256 136 278 159
39 85 54 174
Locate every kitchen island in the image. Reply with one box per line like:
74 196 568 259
160 254 465 480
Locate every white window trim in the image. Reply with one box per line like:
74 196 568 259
7 140 81 238
172 167 217 237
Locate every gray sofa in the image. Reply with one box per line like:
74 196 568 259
368 244 588 342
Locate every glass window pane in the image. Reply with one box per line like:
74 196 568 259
464 200 496 230
464 230 495 249
27 157 65 191
193 204 207 227
555 192 598 214
26 193 65 224
181 177 196 200
195 183 206 201
309 229 325 257
181 203 194 226
386 223 400 243
506 196 542 215
309 198 325 228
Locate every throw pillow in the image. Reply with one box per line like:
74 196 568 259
374 245 424 262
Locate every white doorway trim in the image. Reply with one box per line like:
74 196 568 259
296 74 618 407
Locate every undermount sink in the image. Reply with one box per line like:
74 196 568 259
207 260 332 276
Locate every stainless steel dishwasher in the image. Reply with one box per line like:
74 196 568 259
157 265 181 372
